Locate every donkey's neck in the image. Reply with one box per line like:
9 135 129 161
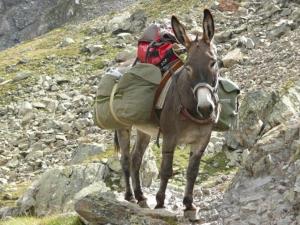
172 71 198 116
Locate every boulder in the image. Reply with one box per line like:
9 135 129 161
60 37 75 47
237 36 255 49
115 48 136 63
81 44 105 55
75 191 179 225
225 81 300 152
12 71 32 82
16 163 108 216
70 143 105 165
140 146 159 187
222 48 244 68
108 9 147 35
219 118 300 225
225 90 277 150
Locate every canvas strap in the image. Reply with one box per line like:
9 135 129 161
94 99 106 129
109 84 130 127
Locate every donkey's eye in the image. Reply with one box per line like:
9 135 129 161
210 61 217 68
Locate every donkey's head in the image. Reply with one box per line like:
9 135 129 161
172 9 218 119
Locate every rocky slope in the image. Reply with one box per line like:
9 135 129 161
0 0 136 50
0 0 299 224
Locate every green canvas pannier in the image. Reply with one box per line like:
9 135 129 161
214 78 240 131
93 63 161 129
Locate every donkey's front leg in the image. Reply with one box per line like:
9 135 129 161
183 136 211 212
155 137 176 209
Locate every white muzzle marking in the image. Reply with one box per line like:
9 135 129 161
196 87 215 116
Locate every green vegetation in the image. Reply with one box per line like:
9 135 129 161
279 79 296 96
152 146 237 189
0 215 82 225
291 148 300 162
83 147 116 164
0 182 30 208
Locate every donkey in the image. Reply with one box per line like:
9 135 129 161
115 9 219 216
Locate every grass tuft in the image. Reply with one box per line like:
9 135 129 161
0 215 82 225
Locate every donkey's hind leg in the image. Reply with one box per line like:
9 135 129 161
116 128 135 202
131 130 151 207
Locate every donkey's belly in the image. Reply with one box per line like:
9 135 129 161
134 123 159 137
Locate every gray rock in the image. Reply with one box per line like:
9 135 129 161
222 48 243 68
237 36 255 49
106 12 131 34
74 118 92 130
70 143 105 164
291 8 300 23
16 163 108 216
74 181 109 201
264 4 281 17
75 191 179 225
12 71 31 82
225 90 278 150
0 206 22 219
25 150 44 161
41 98 58 113
6 158 19 168
115 49 136 62
215 31 233 43
18 101 33 116
269 20 294 40
107 156 122 173
109 9 147 35
267 81 300 127
81 44 105 55
117 32 134 42
128 9 147 33
140 147 159 187
32 102 46 109
60 37 75 47
0 155 9 166
0 178 8 185
219 118 300 224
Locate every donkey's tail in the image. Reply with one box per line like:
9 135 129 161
114 130 120 152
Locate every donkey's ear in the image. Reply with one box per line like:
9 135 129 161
202 9 214 43
171 16 191 48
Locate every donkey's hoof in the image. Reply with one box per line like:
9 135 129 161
128 198 137 204
183 208 199 222
154 204 165 209
138 199 149 208
125 195 136 203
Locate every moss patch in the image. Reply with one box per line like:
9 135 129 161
0 215 82 225
152 146 237 188
0 182 30 208
83 147 117 164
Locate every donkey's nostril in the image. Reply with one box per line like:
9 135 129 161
208 105 213 114
197 104 213 119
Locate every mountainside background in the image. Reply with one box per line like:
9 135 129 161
0 0 299 225
0 0 136 50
